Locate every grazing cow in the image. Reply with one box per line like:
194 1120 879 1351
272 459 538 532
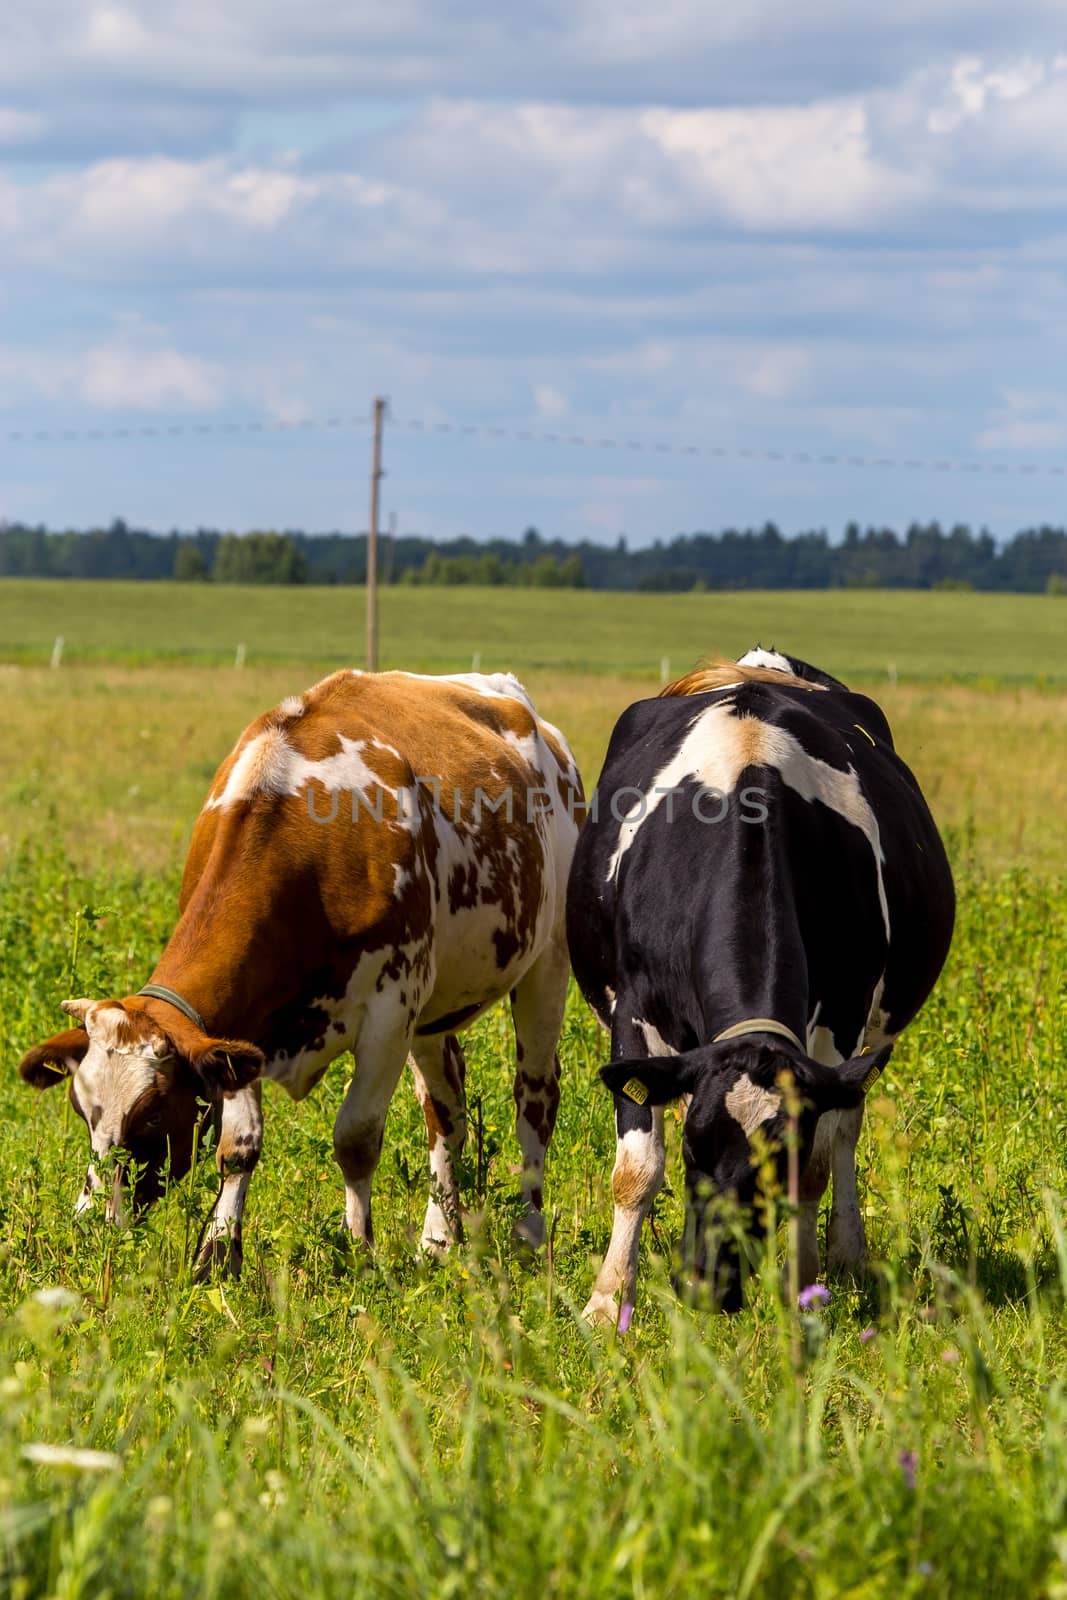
567 648 954 1320
19 669 581 1274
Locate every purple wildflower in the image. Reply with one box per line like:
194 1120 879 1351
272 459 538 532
899 1449 918 1490
859 1326 877 1343
618 1301 634 1334
798 1283 830 1311
918 1563 933 1577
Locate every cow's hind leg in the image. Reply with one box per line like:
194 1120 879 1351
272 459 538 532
334 1014 412 1248
408 1033 467 1254
194 1082 263 1282
510 934 570 1250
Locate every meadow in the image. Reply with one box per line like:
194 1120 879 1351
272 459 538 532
2 577 1066 681
0 581 1066 1597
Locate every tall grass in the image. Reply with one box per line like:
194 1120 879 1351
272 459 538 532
1 841 1066 1597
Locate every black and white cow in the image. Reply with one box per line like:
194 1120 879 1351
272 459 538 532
567 648 954 1320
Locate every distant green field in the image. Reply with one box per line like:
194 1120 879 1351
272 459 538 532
1 579 1065 682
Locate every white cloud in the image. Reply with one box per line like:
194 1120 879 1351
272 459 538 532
4 49 1067 299
978 391 1067 452
4 0 1067 111
0 340 223 412
534 384 568 418
741 348 812 401
0 347 69 405
82 5 152 61
0 157 435 282
639 102 926 229
381 96 924 239
63 158 317 238
3 10 1067 538
0 107 45 144
80 345 222 409
925 56 1052 134
585 342 676 378
870 51 1067 187
373 59 1067 247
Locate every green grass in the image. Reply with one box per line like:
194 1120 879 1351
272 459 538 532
2 580 1067 1594
2 842 1067 1597
2 578 1066 682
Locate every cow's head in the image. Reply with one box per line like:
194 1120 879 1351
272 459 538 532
19 999 263 1215
601 1038 892 1311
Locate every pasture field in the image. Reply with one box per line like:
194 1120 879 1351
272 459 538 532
1 577 1066 682
2 665 1066 876
0 580 1066 1597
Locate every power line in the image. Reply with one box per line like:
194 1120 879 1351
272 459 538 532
3 406 1066 478
1 415 370 443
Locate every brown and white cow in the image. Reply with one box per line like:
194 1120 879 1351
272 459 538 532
19 669 582 1275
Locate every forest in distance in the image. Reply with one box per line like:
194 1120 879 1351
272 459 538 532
1 517 1066 592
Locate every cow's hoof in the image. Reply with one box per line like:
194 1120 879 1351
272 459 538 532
826 1213 867 1278
826 1240 867 1279
193 1237 241 1284
419 1231 457 1261
330 1227 376 1278
420 1205 461 1258
581 1289 621 1328
329 1228 354 1275
512 1212 545 1254
826 1255 867 1285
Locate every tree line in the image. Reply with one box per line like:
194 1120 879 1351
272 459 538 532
0 518 1065 593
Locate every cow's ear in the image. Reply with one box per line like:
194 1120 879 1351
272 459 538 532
801 1044 893 1112
190 1038 265 1094
19 1028 91 1088
600 1054 700 1107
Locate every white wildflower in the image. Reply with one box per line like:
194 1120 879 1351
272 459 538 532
32 1288 80 1311
22 1443 120 1472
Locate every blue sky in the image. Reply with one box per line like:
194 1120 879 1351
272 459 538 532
2 2 1067 545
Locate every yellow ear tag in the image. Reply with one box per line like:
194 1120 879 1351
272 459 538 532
622 1077 649 1105
861 1062 883 1093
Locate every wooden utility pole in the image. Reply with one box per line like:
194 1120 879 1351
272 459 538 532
367 396 386 671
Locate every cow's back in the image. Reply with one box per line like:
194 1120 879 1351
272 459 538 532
174 670 580 1065
568 678 953 1045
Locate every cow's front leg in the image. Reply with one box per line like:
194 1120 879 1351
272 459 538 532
75 1163 104 1215
74 1162 127 1224
510 934 569 1250
826 1102 867 1275
583 1096 666 1326
824 1020 896 1277
797 1114 833 1291
194 1082 263 1282
408 1033 467 1255
334 1019 411 1248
